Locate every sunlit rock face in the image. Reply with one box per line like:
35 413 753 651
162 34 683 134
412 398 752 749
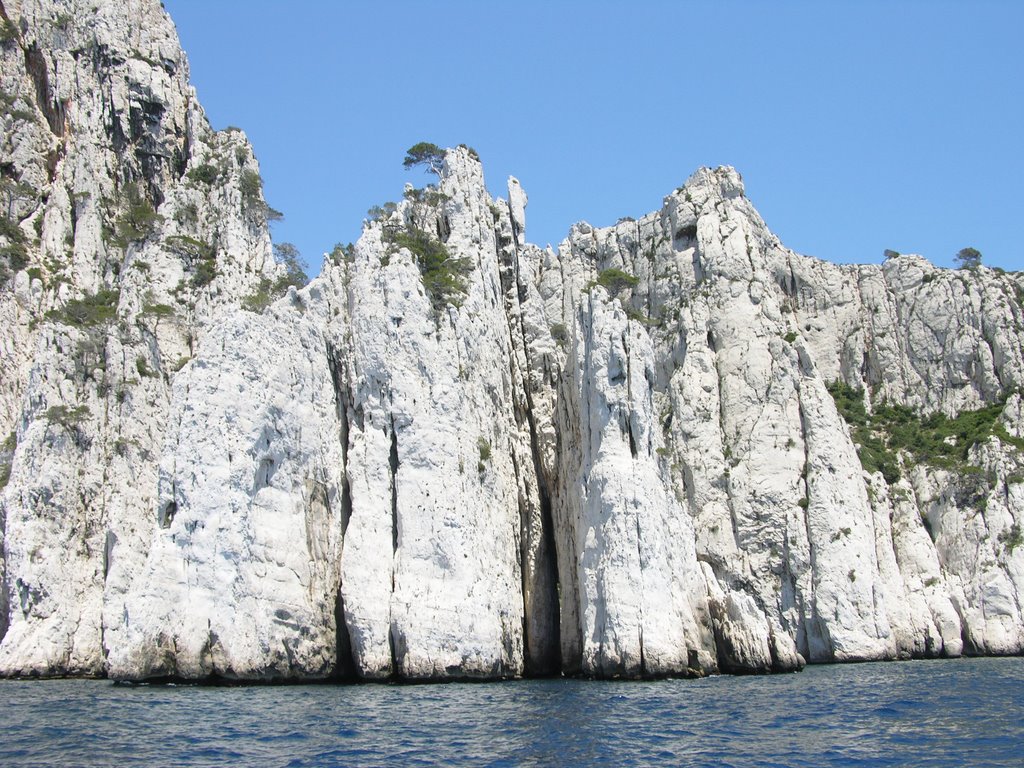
2 0 1023 681
0 0 281 676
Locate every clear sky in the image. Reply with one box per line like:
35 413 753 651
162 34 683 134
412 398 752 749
162 0 1023 275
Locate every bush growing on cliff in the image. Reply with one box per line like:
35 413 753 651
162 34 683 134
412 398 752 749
550 322 568 345
173 201 199 227
477 437 492 474
592 267 639 295
164 234 218 288
387 227 472 310
1 177 37 219
367 202 398 222
46 288 120 327
165 234 213 261
121 184 158 235
0 431 14 489
1000 523 1023 554
458 143 480 161
113 183 160 245
404 185 450 207
241 243 309 312
329 242 355 266
0 214 29 276
44 404 90 429
241 281 274 312
239 169 265 215
187 163 220 185
141 302 175 318
273 241 308 290
191 257 217 288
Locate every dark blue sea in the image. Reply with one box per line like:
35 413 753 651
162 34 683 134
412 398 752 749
1 657 1021 767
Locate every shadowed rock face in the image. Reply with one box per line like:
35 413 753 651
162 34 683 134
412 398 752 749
2 0 1023 682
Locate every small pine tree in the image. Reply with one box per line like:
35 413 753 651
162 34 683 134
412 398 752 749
273 242 307 290
954 247 982 269
403 142 445 175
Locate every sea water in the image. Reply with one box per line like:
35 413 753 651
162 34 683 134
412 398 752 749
1 657 1022 767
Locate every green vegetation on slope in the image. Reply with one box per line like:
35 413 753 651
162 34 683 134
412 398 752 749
388 228 472 310
827 380 1024 483
46 289 120 327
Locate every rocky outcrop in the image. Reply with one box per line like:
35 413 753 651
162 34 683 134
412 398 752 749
0 0 281 676
1 0 1022 681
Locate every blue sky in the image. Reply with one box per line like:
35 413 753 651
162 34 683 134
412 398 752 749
163 0 1023 275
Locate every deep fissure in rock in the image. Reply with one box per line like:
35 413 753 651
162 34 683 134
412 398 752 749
24 43 65 137
333 588 355 679
331 357 356 676
325 345 352 536
498 233 562 676
158 500 177 529
389 420 399 553
387 416 400 677
0 505 7 645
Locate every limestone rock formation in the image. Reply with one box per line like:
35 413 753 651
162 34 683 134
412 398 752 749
1 0 1023 681
0 0 281 675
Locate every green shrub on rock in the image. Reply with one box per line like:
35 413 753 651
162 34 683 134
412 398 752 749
187 164 220 185
272 242 307 290
954 247 982 270
0 215 29 275
827 379 1024 484
241 243 309 312
110 183 161 247
45 404 90 429
387 227 472 310
47 289 120 327
592 268 639 295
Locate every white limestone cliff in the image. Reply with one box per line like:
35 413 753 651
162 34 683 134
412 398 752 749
0 0 280 675
2 0 1023 682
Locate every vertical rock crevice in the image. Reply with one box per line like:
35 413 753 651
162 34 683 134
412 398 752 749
0 502 7 645
325 342 355 679
387 416 400 678
388 419 399 553
23 44 66 138
333 588 354 680
326 345 353 536
495 215 562 677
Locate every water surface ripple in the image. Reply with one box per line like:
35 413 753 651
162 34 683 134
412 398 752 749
2 657 1022 766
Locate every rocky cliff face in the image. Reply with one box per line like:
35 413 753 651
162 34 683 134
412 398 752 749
2 0 1023 681
0 0 280 675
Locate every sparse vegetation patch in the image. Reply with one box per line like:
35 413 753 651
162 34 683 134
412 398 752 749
590 267 639 295
47 288 120 327
827 380 1024 484
384 227 472 310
